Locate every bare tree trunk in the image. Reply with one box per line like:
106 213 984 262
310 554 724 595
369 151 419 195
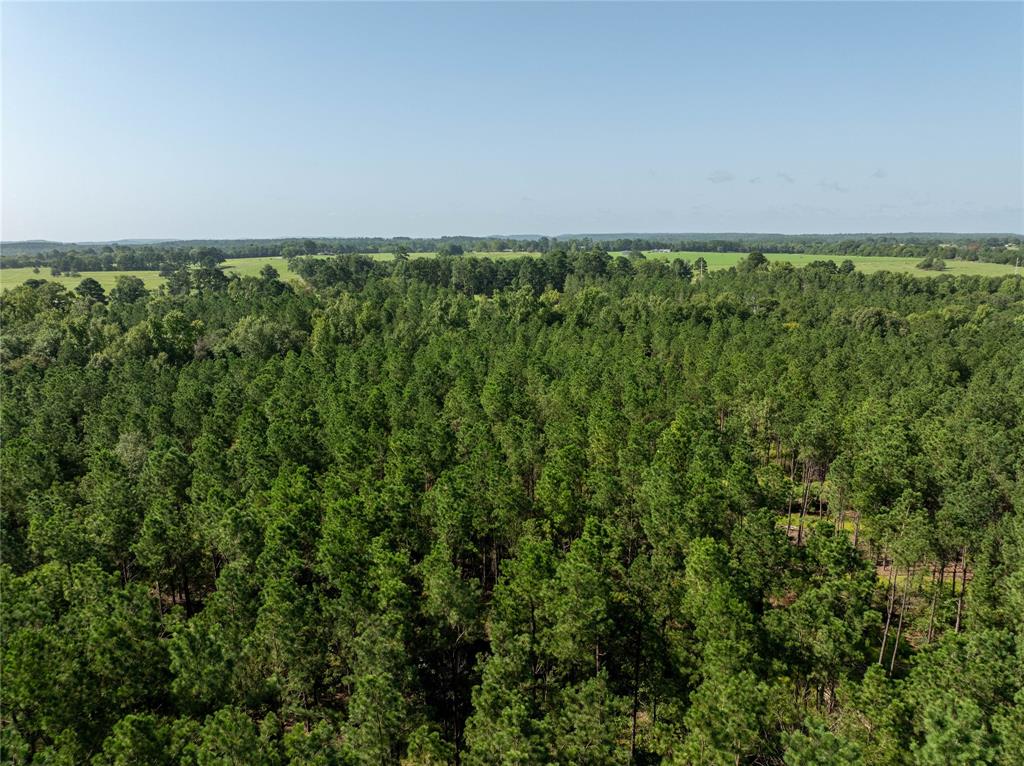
955 546 968 633
933 557 946 641
182 567 193 617
528 608 538 707
817 464 826 518
950 555 959 608
889 566 911 674
926 560 941 644
786 452 798 535
630 630 642 763
879 558 897 664
797 462 812 545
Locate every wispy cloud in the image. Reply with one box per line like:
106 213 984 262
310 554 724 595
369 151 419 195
763 203 840 217
819 179 849 193
871 168 887 179
707 170 735 184
777 172 795 184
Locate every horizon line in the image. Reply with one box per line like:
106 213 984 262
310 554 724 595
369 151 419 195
4 230 1023 246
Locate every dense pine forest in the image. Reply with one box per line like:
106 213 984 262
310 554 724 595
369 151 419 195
2 250 1022 764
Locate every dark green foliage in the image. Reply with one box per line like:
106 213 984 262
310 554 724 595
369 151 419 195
739 251 769 272
916 256 948 272
1 258 1022 763
109 275 149 305
74 277 107 304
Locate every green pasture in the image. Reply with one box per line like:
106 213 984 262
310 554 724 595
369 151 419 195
219 256 303 281
0 257 305 292
628 251 1019 277
0 267 166 292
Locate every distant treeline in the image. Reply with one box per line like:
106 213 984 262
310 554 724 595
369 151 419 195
289 249 699 293
0 246 233 274
2 234 1021 272
567 230 1023 244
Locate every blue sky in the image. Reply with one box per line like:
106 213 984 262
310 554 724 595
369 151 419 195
3 1 1022 240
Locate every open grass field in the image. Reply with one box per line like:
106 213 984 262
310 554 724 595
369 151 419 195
0 267 167 291
0 257 305 291
219 256 303 281
1 251 1017 292
628 251 1020 277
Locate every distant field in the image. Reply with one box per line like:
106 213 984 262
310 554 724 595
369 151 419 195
1 251 1017 292
0 267 166 291
631 251 1020 277
0 257 304 291
219 256 303 281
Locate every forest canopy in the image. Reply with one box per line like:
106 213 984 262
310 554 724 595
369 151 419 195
1 251 1022 765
